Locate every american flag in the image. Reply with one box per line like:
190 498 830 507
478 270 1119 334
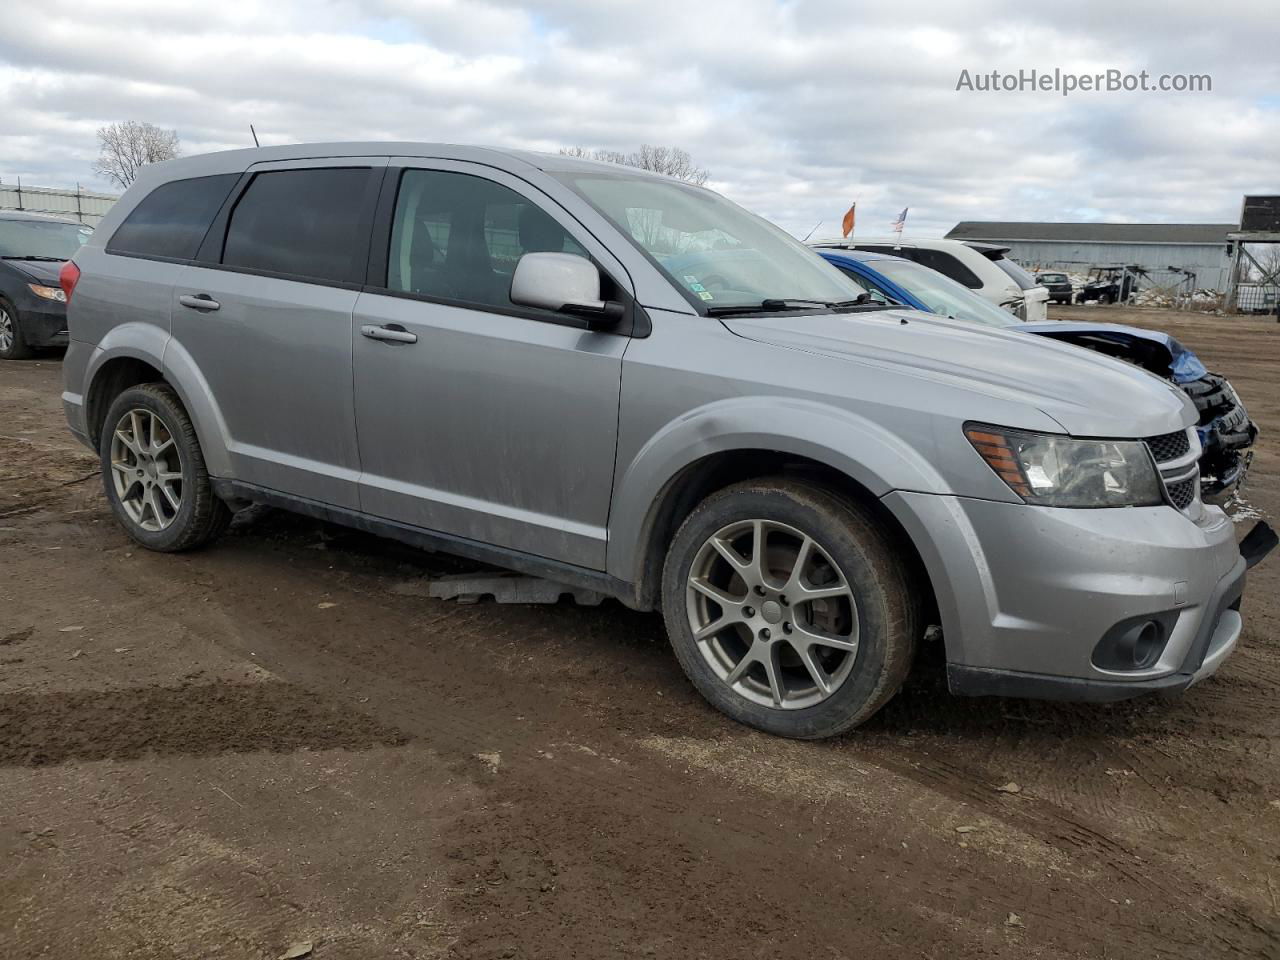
892 207 909 234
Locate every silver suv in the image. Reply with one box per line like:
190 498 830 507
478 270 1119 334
61 144 1267 738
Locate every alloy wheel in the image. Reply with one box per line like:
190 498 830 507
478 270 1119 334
685 519 859 710
109 408 184 532
0 307 14 353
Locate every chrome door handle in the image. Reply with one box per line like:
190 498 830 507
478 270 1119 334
178 294 220 311
361 324 417 344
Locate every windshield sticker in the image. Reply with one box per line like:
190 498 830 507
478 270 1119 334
690 282 706 292
683 275 698 283
697 291 715 301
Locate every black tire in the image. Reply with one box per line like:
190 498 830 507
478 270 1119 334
0 297 33 360
661 477 920 739
99 383 230 551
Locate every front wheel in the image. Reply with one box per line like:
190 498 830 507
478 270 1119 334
0 298 32 360
99 383 230 551
661 478 920 739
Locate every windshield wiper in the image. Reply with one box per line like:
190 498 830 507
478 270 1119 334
1 255 65 261
707 298 839 316
707 295 889 316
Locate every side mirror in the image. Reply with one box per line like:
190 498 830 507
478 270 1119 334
510 252 624 326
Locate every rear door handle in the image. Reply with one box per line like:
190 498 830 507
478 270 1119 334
178 294 220 312
361 324 418 344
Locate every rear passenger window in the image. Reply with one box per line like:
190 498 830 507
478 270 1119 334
107 174 238 260
387 169 585 309
910 249 982 288
222 168 374 284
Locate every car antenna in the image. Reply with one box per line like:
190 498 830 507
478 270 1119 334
250 124 260 148
801 220 823 242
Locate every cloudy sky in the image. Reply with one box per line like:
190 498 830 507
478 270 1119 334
2 0 1277 237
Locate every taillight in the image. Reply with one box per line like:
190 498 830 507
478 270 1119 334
59 260 81 304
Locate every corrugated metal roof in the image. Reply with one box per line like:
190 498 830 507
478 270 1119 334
945 221 1235 244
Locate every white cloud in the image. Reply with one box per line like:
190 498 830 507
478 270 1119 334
1 0 1276 235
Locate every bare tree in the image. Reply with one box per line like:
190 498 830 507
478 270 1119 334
93 121 180 189
560 144 710 185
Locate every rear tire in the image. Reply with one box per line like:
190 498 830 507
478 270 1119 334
661 477 920 739
99 383 230 552
0 298 32 360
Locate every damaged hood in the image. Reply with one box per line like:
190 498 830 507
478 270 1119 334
725 310 1194 438
1019 321 1208 383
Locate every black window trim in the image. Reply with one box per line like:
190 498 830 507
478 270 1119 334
362 164 648 337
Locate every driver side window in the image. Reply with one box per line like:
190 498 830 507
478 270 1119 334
387 169 585 310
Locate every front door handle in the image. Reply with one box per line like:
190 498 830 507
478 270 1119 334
178 293 220 312
361 324 418 344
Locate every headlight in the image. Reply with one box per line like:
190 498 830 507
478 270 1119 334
965 423 1164 508
28 284 66 303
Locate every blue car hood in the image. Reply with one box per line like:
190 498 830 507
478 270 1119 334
1018 321 1208 383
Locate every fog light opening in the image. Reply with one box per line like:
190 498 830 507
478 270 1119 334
1092 614 1174 672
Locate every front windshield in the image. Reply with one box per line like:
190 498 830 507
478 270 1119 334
0 218 93 259
555 172 869 311
872 258 1019 328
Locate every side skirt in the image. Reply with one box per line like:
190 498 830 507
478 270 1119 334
211 478 643 609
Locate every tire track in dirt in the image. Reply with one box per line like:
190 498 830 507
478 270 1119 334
112 532 1277 959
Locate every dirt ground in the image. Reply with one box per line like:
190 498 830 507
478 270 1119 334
2 305 1279 959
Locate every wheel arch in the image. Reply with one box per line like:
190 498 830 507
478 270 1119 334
611 400 945 620
83 331 233 478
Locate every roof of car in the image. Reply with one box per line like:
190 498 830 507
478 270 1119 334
946 220 1237 244
811 236 972 250
811 247 909 264
0 209 82 224
140 142 675 181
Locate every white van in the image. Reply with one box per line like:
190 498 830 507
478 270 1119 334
812 237 1050 322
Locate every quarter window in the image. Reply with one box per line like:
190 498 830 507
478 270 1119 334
909 249 982 288
387 169 585 309
107 174 238 260
222 168 374 284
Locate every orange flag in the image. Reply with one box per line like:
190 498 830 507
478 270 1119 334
841 203 856 237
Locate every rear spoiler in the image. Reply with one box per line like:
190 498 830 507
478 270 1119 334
962 241 1013 259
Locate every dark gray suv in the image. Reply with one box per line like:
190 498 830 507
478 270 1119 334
60 144 1269 738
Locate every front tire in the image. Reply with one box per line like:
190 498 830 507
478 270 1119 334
661 478 920 739
0 298 32 360
99 383 230 551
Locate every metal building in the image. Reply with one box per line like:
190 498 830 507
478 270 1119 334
944 221 1235 291
0 179 119 226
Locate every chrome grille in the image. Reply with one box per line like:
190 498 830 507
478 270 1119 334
1166 476 1197 510
1146 429 1190 463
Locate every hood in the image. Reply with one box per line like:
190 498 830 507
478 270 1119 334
3 258 65 285
1019 321 1207 383
725 310 1194 438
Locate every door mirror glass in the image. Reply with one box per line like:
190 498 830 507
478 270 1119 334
510 252 622 324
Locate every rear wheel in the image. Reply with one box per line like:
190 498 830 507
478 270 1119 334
0 299 32 360
99 383 230 551
661 478 920 739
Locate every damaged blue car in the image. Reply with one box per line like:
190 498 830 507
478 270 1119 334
813 245 1257 502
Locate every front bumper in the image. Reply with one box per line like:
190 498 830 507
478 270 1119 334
883 492 1269 701
13 292 68 348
